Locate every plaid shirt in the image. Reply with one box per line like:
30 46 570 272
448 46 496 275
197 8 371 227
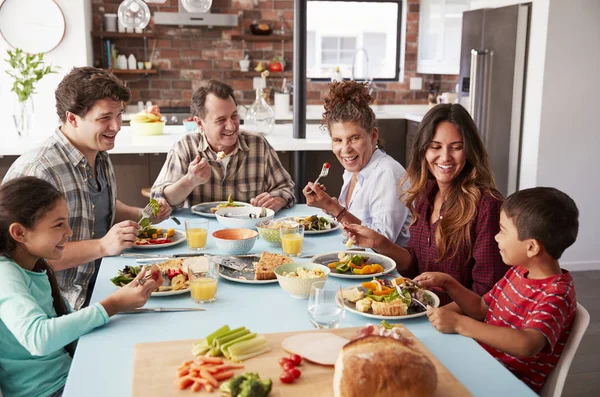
151 131 295 207
3 129 117 310
404 182 508 304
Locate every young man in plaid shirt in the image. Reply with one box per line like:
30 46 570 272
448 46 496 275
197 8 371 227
415 187 578 393
152 79 295 212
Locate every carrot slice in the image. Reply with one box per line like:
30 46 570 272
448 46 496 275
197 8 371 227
191 381 203 392
200 369 219 388
177 367 190 377
199 357 224 364
214 364 245 371
205 384 214 393
213 370 234 381
175 377 194 390
177 360 193 370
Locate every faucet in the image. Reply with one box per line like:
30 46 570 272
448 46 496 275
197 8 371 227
351 48 370 81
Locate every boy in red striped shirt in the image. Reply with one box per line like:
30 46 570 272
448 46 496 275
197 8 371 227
414 187 578 393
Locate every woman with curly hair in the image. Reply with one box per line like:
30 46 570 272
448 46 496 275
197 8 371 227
344 104 507 303
302 80 411 246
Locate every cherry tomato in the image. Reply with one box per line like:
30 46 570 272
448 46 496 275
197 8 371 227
323 162 330 169
279 357 292 367
289 354 303 366
288 367 302 379
282 362 295 372
279 371 295 384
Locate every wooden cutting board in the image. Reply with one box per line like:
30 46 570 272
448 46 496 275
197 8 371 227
132 327 471 397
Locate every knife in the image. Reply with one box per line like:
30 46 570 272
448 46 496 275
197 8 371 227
117 307 206 314
121 253 214 259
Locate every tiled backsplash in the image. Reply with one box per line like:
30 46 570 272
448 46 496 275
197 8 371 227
92 0 458 106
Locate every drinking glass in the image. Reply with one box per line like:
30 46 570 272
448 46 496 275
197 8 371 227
185 219 209 250
188 257 218 304
307 281 345 329
280 224 304 257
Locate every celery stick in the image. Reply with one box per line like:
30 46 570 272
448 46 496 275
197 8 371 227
220 333 257 357
231 346 272 362
206 325 230 345
214 329 250 348
228 336 267 357
211 327 246 348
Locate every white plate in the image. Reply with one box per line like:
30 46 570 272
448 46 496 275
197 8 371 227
218 270 278 284
310 251 396 279
213 254 279 284
191 201 252 218
132 230 186 249
342 287 440 320
151 288 190 297
276 216 341 235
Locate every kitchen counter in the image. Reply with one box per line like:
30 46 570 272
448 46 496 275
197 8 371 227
1 105 429 156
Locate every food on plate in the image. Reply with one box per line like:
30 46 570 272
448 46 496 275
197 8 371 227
110 260 189 292
210 194 245 213
327 252 384 275
109 264 164 290
282 267 326 279
333 324 437 397
343 277 435 316
131 105 163 123
192 324 271 362
136 227 175 245
175 356 247 393
220 372 273 397
293 215 333 231
254 252 293 280
345 238 354 248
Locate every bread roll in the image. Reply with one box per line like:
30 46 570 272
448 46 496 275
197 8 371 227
333 335 437 397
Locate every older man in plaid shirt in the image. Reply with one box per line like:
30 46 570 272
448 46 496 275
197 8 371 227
3 67 171 309
151 80 295 212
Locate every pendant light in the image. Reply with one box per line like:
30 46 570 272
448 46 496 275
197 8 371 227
181 0 213 14
117 0 151 29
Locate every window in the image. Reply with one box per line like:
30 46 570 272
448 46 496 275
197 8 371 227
307 0 402 81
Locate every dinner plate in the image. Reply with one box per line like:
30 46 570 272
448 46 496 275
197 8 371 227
132 230 186 249
191 201 252 218
150 288 190 297
341 287 440 320
213 255 278 284
276 216 341 235
309 251 396 279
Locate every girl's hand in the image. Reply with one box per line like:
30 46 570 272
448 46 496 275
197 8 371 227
101 266 156 316
342 223 385 250
426 306 462 334
302 182 335 211
414 272 455 290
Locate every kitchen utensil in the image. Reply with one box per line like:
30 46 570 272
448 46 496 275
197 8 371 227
314 163 330 185
138 203 156 226
170 217 181 225
117 307 206 314
121 253 213 259
395 284 428 310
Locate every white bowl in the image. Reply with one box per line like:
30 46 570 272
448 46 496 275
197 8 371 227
274 262 330 299
215 207 274 229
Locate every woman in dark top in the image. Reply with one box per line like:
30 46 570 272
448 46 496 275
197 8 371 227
344 104 508 303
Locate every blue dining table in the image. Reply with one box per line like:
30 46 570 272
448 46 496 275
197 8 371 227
63 205 536 397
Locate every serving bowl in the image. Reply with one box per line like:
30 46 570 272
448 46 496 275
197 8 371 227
130 121 165 136
215 207 274 230
212 228 258 255
274 262 330 299
250 23 272 35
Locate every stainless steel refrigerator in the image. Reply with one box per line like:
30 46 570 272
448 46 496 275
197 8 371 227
458 3 531 196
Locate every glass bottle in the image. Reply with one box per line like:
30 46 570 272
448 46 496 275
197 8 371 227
244 87 275 136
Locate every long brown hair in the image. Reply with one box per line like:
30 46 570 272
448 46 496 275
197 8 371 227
401 104 499 261
0 177 75 356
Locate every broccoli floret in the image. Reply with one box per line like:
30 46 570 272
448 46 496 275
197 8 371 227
220 374 246 396
261 378 272 394
221 372 271 397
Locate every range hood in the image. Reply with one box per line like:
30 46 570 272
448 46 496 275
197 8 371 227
153 0 238 27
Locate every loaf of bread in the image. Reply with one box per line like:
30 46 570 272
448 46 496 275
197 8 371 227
333 335 437 397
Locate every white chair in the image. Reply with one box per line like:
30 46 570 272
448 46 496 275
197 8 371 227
540 302 590 397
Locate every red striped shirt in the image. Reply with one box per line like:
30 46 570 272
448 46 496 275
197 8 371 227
482 266 576 393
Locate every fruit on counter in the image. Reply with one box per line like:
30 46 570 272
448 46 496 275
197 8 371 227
192 324 271 362
254 61 266 73
268 56 284 72
220 372 272 397
131 105 163 123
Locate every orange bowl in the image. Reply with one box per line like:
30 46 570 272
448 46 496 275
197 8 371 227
212 228 258 254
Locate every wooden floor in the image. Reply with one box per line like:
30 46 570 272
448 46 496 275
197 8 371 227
563 271 600 397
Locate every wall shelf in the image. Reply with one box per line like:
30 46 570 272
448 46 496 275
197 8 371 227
91 31 157 39
231 34 293 41
109 69 158 75
230 71 292 78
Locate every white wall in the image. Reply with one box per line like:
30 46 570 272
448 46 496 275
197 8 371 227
0 0 92 138
535 0 600 269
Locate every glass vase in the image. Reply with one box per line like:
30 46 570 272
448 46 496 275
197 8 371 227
244 88 275 136
12 96 34 137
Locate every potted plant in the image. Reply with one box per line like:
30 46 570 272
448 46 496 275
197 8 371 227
4 48 59 136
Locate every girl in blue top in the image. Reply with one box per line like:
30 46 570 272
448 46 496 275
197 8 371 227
0 177 158 397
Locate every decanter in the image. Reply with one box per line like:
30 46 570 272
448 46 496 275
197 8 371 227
244 87 275 136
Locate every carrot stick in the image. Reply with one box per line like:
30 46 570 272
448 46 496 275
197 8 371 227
200 369 219 388
191 381 203 392
213 371 234 381
205 384 214 393
190 369 200 378
214 364 245 371
177 360 193 370
199 356 224 364
177 367 190 377
175 377 194 390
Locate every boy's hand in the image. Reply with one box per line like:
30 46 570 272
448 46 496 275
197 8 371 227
414 272 455 290
426 306 463 334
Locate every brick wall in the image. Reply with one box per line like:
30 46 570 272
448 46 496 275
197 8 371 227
91 0 458 107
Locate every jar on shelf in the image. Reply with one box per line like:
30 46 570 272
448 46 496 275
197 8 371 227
244 87 275 136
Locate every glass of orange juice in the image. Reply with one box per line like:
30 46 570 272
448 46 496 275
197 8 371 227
280 224 304 257
188 257 218 304
185 219 209 250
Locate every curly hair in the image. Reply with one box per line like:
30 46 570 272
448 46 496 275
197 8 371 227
321 81 377 134
401 104 500 261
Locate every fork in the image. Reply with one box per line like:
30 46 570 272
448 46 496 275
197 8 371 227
395 285 428 310
314 163 330 185
138 203 154 225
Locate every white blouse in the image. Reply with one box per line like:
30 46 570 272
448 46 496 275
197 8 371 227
338 149 411 246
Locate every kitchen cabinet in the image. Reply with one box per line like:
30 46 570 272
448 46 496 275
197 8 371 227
417 0 470 75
